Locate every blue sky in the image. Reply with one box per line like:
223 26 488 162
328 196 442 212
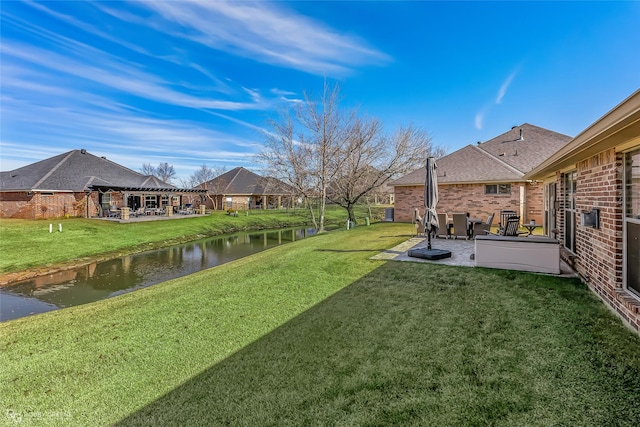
1 1 639 183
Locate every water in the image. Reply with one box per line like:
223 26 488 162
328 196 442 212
0 227 318 322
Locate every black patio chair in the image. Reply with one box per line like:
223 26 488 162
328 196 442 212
499 210 518 232
490 216 526 237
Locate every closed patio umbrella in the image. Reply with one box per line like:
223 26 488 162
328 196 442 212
424 157 439 249
408 157 451 260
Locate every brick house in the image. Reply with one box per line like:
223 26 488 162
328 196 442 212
0 149 204 219
390 123 572 223
524 89 640 331
199 167 293 211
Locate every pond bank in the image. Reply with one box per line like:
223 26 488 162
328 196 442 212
0 219 322 286
1 227 322 321
0 209 384 285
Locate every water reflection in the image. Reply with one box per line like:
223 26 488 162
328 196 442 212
0 227 316 322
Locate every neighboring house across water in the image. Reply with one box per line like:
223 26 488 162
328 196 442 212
525 89 640 332
198 167 293 211
0 149 204 219
390 123 572 224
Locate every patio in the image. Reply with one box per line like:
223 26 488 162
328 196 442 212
372 235 577 277
92 212 207 223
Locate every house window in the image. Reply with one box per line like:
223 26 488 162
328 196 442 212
145 195 157 208
161 195 169 207
625 149 640 220
485 184 511 195
226 197 233 209
562 171 577 253
41 192 54 196
624 149 640 297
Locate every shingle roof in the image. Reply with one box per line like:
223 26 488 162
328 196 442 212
390 123 571 186
202 167 291 195
0 149 175 192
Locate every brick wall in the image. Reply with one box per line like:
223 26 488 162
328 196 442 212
0 192 35 219
568 148 639 331
394 181 541 224
204 195 224 210
223 196 251 210
0 192 87 219
526 181 544 224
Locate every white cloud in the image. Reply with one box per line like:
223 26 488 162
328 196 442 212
0 41 268 111
475 65 522 129
496 68 520 104
137 0 391 75
474 111 484 130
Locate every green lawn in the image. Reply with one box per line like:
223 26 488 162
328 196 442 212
0 206 383 274
1 223 639 426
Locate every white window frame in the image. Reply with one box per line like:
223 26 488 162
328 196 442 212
562 171 577 254
144 195 158 208
485 184 511 195
623 148 640 299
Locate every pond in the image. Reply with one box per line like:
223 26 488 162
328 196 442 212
0 227 319 322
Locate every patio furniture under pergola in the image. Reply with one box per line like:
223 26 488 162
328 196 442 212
90 185 207 218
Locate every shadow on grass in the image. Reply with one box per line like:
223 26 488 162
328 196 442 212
116 262 640 426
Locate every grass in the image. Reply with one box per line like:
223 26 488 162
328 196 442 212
1 223 639 426
0 205 383 274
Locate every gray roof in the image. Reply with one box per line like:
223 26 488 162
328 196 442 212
0 149 174 192
202 167 291 195
390 123 572 186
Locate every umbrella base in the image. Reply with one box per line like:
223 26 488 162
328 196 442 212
408 248 452 260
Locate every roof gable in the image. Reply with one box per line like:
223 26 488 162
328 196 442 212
0 150 174 192
390 123 571 186
202 167 291 195
477 123 571 173
390 145 523 186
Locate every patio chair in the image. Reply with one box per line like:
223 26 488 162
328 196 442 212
436 213 450 238
474 213 495 236
490 216 526 237
451 213 468 239
499 210 518 232
108 206 120 218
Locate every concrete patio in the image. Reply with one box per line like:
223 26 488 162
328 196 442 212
91 213 207 223
372 236 577 277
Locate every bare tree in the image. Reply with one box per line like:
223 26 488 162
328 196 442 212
259 81 445 228
189 164 226 210
258 108 319 227
156 162 176 184
259 82 353 232
329 120 442 224
140 163 156 176
189 164 216 187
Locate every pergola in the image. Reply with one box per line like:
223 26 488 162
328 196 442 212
89 185 207 212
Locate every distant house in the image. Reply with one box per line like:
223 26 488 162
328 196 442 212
199 167 293 210
525 89 640 332
390 123 572 223
0 149 204 219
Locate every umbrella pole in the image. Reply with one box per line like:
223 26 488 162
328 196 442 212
427 226 432 250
